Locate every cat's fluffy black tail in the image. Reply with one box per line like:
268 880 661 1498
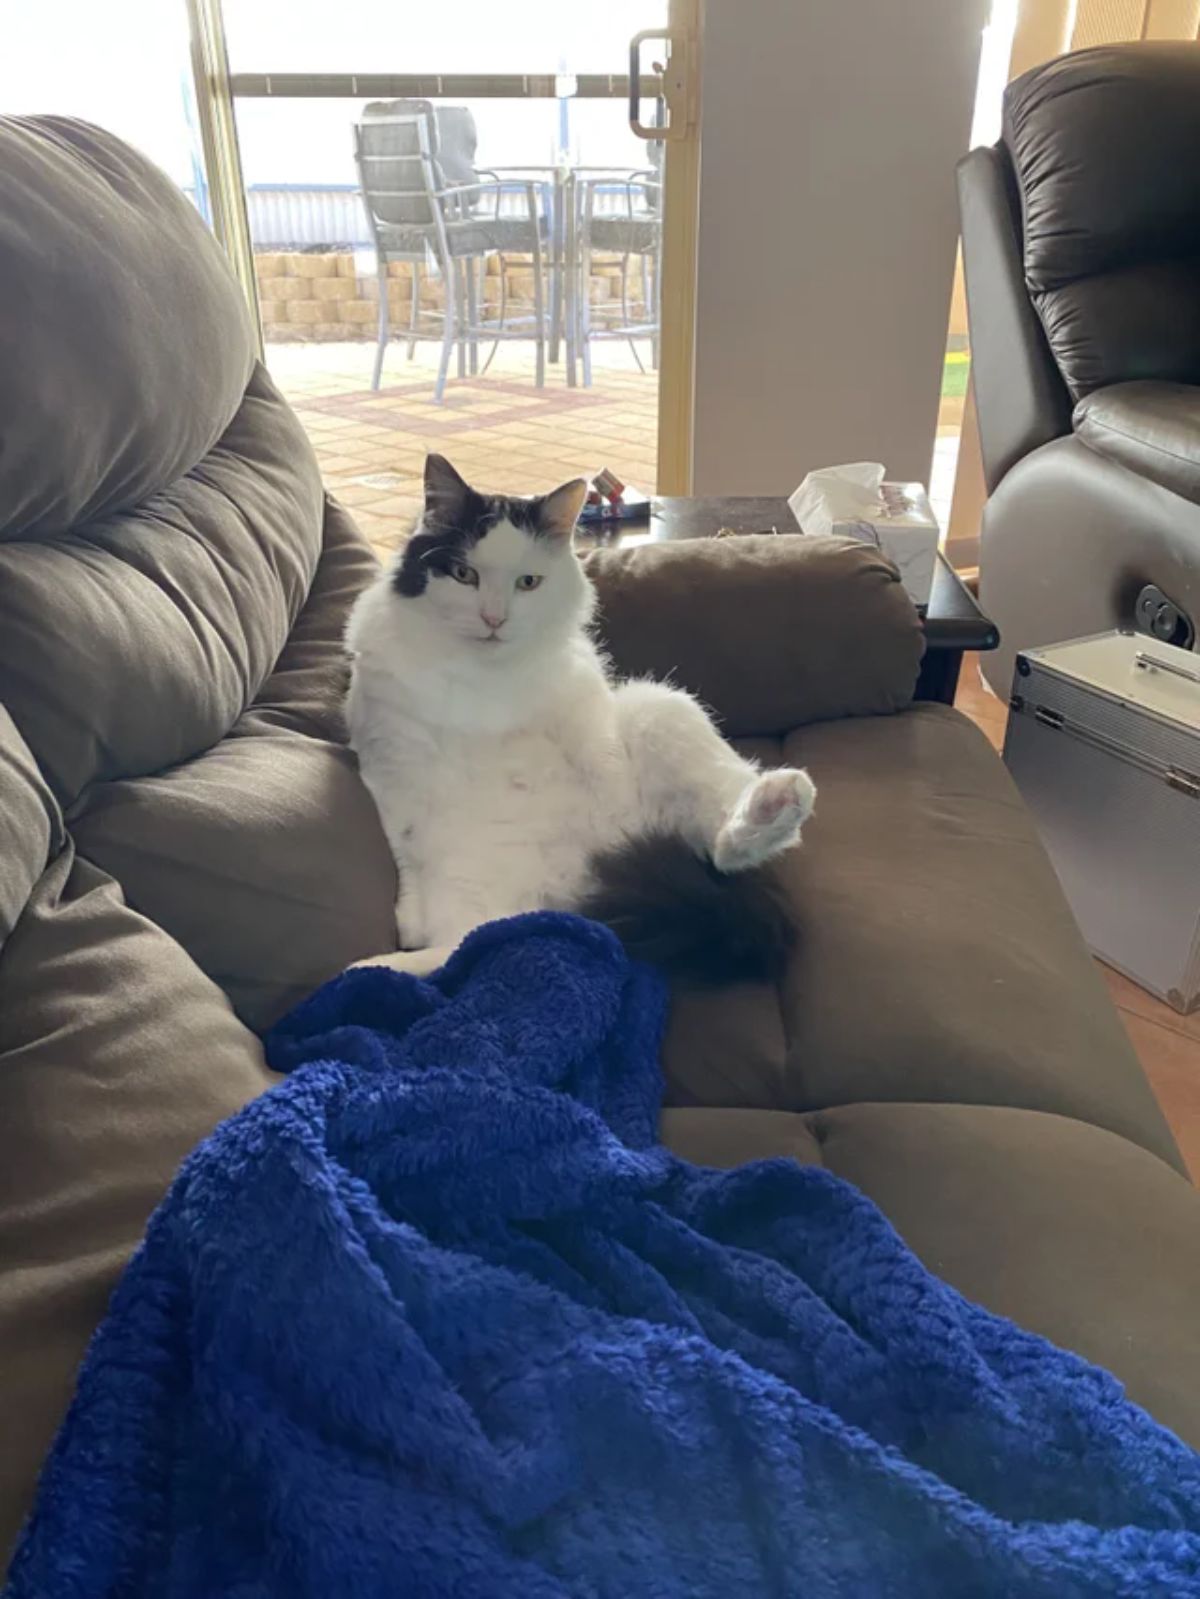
577 830 794 986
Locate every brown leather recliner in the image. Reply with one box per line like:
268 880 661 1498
958 42 1200 693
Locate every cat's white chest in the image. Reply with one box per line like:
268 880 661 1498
413 714 626 848
425 722 621 834
358 683 632 946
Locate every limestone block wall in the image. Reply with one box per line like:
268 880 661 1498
255 250 645 342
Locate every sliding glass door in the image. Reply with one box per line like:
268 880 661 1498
205 0 699 558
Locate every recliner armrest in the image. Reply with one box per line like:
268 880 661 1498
1074 381 1200 506
583 535 925 739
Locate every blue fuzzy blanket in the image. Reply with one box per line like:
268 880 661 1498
8 913 1200 1597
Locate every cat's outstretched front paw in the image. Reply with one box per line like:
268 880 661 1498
712 768 816 873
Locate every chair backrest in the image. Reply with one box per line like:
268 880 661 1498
356 100 439 230
434 106 478 188
1002 42 1200 401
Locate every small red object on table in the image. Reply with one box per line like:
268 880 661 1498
592 467 626 505
578 470 651 528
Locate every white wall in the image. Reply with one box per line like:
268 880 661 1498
691 0 988 494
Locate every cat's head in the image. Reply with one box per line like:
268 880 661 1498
390 454 592 656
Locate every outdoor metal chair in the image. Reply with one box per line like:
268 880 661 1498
570 165 662 388
354 101 551 401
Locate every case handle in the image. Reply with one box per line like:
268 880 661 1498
1134 650 1200 687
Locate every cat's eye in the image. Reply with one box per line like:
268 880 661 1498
516 574 543 592
448 561 477 586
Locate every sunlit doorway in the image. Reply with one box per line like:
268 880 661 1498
219 0 698 558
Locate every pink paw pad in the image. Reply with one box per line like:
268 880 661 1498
746 770 814 828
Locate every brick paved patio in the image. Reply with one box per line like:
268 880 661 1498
267 338 964 559
266 339 658 558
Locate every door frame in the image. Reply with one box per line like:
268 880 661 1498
654 0 700 495
184 0 700 493
186 0 261 346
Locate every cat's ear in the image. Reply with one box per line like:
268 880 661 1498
424 454 472 524
536 478 588 542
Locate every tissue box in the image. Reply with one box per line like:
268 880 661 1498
788 466 940 609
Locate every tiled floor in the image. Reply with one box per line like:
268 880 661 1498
955 655 1200 1181
267 339 658 555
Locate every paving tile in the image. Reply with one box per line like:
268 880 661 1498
333 483 403 509
359 494 420 519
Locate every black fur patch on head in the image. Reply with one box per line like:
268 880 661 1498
391 454 575 598
391 489 500 598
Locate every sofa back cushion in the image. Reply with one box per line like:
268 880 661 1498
1003 43 1200 400
0 708 62 949
0 118 325 810
0 117 255 541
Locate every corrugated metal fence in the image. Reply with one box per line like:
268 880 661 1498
246 185 373 249
195 182 650 251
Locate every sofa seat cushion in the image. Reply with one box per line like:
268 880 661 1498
71 729 397 1033
662 703 1181 1173
1074 380 1200 505
70 502 396 1033
662 1102 1200 1450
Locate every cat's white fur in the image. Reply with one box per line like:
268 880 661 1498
346 486 815 953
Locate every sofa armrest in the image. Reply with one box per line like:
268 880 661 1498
1074 381 1200 506
582 534 925 738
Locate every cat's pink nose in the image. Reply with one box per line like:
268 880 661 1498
481 610 505 631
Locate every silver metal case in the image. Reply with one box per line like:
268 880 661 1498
1004 631 1200 1014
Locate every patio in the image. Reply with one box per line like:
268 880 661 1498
268 336 964 563
268 339 658 558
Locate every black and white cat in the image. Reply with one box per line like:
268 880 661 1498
345 454 816 982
